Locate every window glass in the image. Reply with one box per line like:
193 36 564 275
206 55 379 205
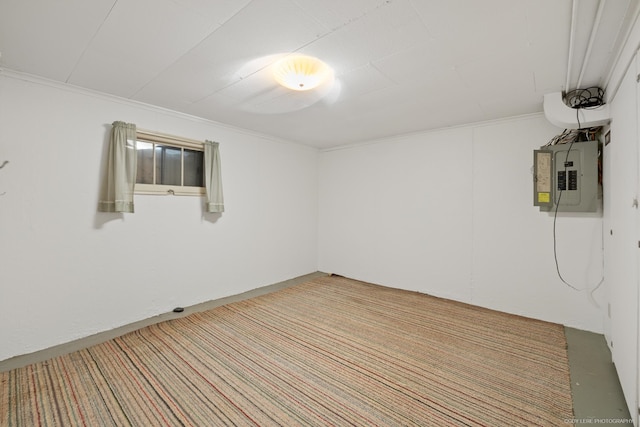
133 135 205 195
183 149 204 187
156 145 181 186
136 141 154 184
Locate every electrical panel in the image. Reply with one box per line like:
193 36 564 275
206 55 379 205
533 140 599 212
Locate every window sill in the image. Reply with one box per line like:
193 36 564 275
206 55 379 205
135 184 205 196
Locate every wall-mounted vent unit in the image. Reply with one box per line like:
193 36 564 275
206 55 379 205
543 91 610 129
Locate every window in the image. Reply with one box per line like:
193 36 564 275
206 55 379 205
135 130 205 196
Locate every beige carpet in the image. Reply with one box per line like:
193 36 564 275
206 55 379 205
1 276 574 426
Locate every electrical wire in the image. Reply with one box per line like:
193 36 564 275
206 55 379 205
564 87 604 108
552 116 581 291
551 104 605 298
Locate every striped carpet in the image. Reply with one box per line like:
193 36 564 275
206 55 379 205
1 276 574 426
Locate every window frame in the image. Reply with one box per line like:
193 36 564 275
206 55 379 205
134 129 206 196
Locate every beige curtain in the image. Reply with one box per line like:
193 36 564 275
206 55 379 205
204 140 224 213
98 121 137 213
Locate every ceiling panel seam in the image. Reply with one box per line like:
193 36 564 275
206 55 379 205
65 0 118 84
131 1 257 99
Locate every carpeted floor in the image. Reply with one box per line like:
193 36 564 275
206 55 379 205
1 276 574 426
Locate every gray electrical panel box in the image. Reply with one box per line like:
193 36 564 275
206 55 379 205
533 140 599 212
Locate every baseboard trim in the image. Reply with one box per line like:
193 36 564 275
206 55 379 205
0 272 328 373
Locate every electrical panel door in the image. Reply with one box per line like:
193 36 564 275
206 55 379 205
533 140 599 212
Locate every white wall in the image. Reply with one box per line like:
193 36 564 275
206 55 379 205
604 51 639 425
319 115 604 332
601 9 640 422
0 73 319 361
0 69 618 366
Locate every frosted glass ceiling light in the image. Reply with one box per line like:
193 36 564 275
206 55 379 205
272 55 332 91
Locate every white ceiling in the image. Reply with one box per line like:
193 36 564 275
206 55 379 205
0 0 636 149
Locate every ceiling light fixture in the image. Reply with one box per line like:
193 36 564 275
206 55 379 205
272 55 333 91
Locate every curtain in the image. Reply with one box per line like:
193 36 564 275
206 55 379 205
98 121 137 213
204 140 224 213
